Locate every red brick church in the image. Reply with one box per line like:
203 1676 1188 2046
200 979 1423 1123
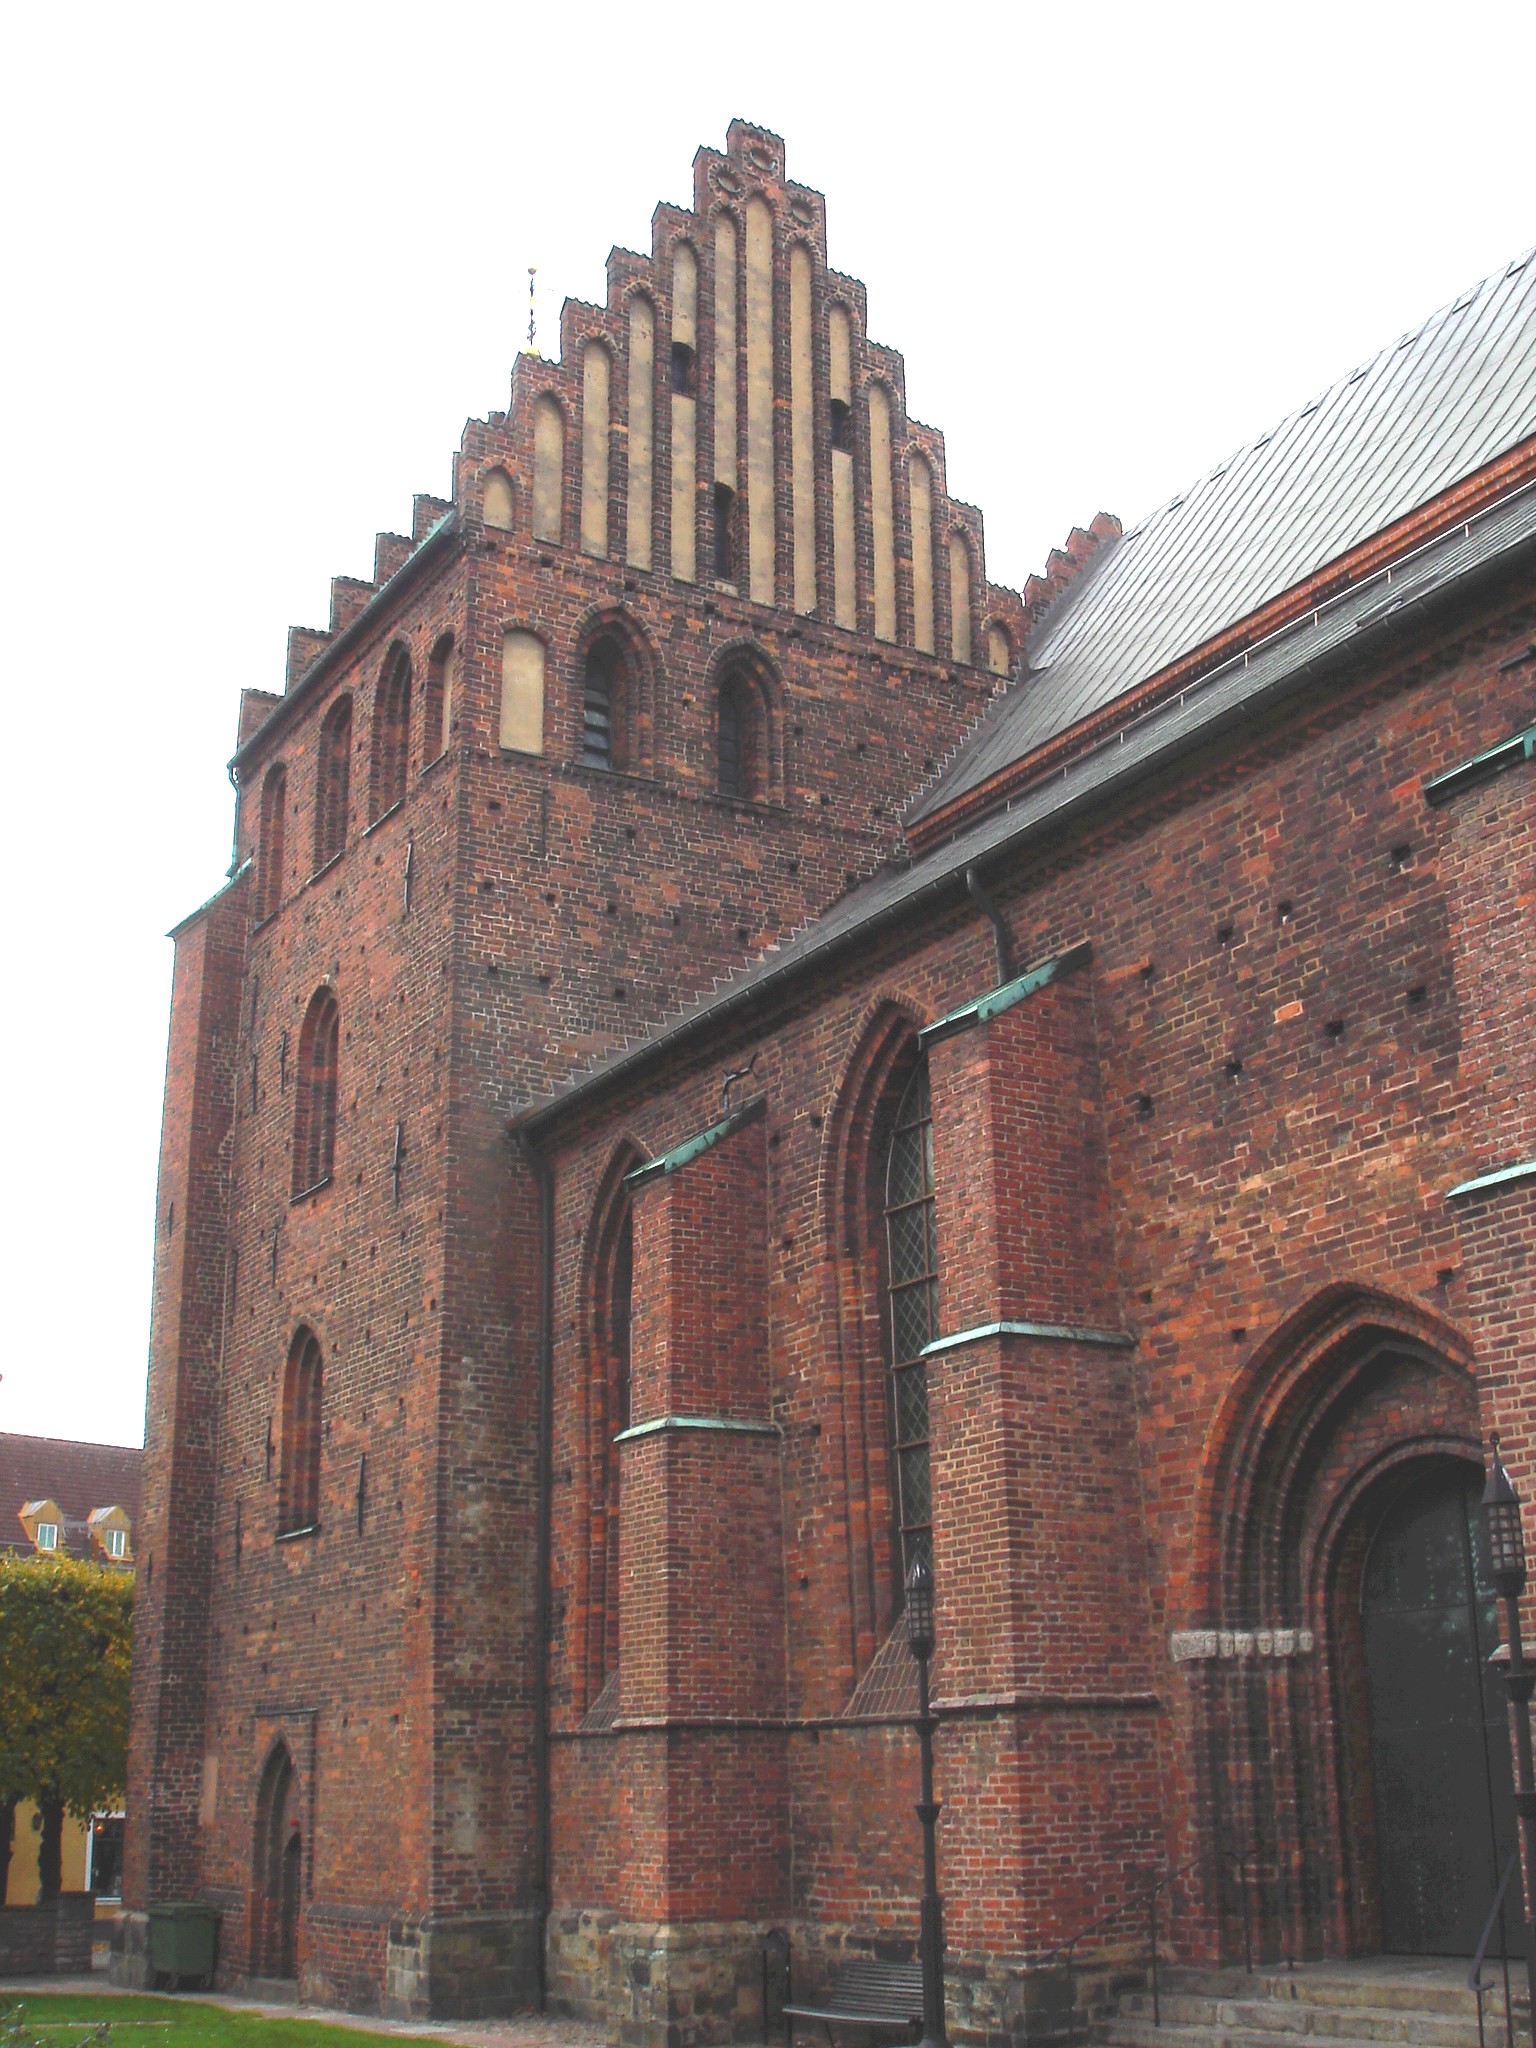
127 123 1536 2039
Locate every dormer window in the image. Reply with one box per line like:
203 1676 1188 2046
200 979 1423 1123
36 1520 59 1551
105 1527 127 1559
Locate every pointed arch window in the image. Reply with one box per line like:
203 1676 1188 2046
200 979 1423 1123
314 696 352 869
423 633 455 767
257 764 286 923
279 1328 323 1535
717 666 767 802
883 1059 936 1587
583 1155 637 1721
600 1201 633 1686
370 648 411 821
292 989 339 1197
582 636 624 770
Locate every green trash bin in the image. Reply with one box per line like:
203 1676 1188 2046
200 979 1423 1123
147 1901 220 1990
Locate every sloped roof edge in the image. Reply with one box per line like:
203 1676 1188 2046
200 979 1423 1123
516 480 1536 1136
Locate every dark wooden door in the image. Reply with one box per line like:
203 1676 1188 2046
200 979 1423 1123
1363 1467 1514 1954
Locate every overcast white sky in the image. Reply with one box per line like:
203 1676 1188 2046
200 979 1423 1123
2 0 1532 1450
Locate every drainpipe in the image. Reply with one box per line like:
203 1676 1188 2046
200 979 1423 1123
964 865 1014 984
517 1126 555 2012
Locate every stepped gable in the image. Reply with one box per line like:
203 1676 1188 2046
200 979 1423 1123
908 245 1536 838
253 118 1027 759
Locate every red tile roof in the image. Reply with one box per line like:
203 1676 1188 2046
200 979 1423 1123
0 1431 143 1559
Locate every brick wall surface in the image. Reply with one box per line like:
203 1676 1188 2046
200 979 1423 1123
132 122 1020 2023
131 116 1536 2040
539 565 1536 2021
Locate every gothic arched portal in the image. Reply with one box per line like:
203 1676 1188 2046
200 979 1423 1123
252 1743 302 1979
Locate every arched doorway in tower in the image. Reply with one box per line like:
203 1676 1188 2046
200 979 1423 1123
1353 1462 1514 1955
252 1744 302 1979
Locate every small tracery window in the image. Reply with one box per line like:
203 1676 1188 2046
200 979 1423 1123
293 989 339 1197
884 1059 936 1588
257 764 286 922
314 696 352 869
279 1327 323 1534
370 647 411 821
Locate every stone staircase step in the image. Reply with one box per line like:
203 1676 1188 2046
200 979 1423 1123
237 1975 300 2004
1102 2025 1490 2048
1097 1961 1528 2048
1154 1967 1515 2018
1113 1995 1483 2046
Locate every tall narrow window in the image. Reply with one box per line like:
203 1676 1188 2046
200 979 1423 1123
292 989 339 1197
883 1060 936 1589
370 648 411 822
713 483 737 583
314 696 352 869
948 531 974 666
718 680 744 798
585 1151 639 1720
257 764 286 922
602 1204 633 1690
532 395 564 544
716 666 766 801
279 1328 323 1534
582 637 624 770
423 634 454 766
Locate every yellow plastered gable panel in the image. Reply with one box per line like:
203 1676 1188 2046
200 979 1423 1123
19 1497 64 1551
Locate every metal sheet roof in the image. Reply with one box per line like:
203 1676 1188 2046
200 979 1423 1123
910 247 1536 824
521 480 1536 1130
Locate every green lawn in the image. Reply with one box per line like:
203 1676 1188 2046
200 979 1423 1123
3 1996 448 2048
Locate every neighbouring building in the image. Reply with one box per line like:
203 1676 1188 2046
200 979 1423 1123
2 1431 139 1913
127 122 1536 2039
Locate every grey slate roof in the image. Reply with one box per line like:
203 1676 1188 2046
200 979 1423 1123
909 247 1536 824
521 478 1536 1131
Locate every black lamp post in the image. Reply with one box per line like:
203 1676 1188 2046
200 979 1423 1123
906 1554 949 2048
1481 1436 1536 2006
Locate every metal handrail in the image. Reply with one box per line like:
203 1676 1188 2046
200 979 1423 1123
1468 1850 1519 2048
1030 1846 1253 2046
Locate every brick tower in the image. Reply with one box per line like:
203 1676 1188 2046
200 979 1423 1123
127 122 1027 2016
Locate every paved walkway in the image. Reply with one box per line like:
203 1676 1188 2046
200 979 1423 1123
0 1977 608 2048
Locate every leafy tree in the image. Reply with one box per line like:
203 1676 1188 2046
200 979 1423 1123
0 1554 133 1901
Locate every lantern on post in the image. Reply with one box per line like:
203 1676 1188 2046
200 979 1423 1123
905 1554 948 2048
1481 1436 1536 2011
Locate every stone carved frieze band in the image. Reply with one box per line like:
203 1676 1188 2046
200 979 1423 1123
1169 1627 1316 1663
